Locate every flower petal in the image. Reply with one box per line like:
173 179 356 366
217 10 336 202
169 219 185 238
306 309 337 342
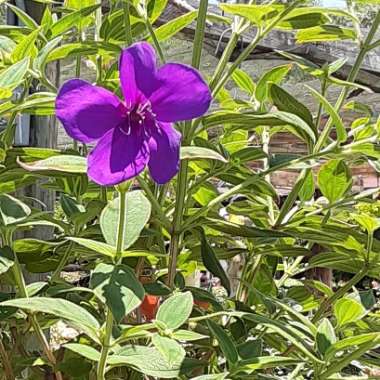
148 122 181 184
119 42 158 106
88 127 149 186
149 63 212 123
56 79 123 144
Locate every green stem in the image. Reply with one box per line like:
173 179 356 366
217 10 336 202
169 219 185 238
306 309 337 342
95 0 103 83
7 239 62 379
115 190 127 262
123 0 133 45
145 18 165 63
312 265 368 323
96 311 114 380
137 177 171 230
191 0 208 69
50 241 75 283
167 160 189 288
97 189 127 379
277 256 304 288
315 76 327 131
166 1 211 287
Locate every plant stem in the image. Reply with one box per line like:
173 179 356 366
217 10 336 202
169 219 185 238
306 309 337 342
167 0 211 287
191 0 208 69
0 336 14 380
123 0 133 45
97 189 127 379
50 241 75 283
96 311 114 380
145 18 165 63
167 160 189 288
137 177 171 230
95 0 103 83
11 252 62 380
312 265 368 323
116 190 127 262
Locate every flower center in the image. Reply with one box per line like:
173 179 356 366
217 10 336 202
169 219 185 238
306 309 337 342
119 101 154 137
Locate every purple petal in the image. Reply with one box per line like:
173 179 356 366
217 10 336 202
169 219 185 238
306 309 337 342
88 127 150 186
56 79 123 144
149 63 212 123
119 42 158 106
148 122 181 184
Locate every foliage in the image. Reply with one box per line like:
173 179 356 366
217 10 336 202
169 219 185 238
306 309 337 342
0 0 379 379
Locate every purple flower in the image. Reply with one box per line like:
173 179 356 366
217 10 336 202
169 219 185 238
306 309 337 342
56 42 211 186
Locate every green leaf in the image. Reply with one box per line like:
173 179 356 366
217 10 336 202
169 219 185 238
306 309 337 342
352 213 380 234
156 291 193 330
204 111 316 142
317 159 352 203
100 191 151 250
6 3 39 30
109 345 202 378
306 85 347 142
13 92 56 115
334 298 366 327
256 64 291 102
299 170 315 202
180 146 227 163
64 343 100 361
149 0 169 22
0 57 29 90
1 297 100 342
149 11 197 42
296 25 356 43
152 334 186 366
90 263 144 323
0 193 31 226
11 29 39 62
0 247 14 275
207 320 239 364
68 237 116 258
231 147 267 163
18 155 87 173
50 4 101 37
269 83 314 131
278 11 329 30
219 4 281 26
193 183 219 206
231 67 255 95
46 41 120 63
239 356 302 370
171 329 208 341
316 318 336 356
200 231 231 294
325 333 380 360
34 36 63 73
